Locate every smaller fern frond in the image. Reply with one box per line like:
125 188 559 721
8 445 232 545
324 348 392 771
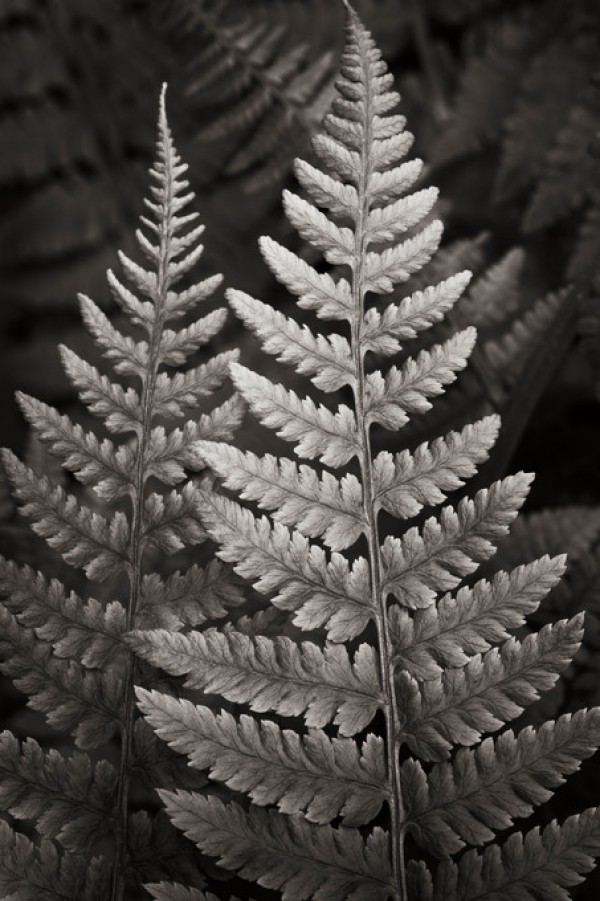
0 84 241 897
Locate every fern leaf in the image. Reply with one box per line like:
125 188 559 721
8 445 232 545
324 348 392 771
196 442 365 551
381 474 533 608
197 491 373 640
365 329 476 429
401 615 584 761
405 708 600 857
390 555 566 680
373 416 499 519
59 345 143 434
136 689 387 826
228 289 354 392
0 820 109 901
230 363 359 467
259 236 353 321
0 559 126 668
138 561 243 631
0 732 116 851
16 393 132 500
128 628 382 736
159 793 392 901
430 808 600 900
363 272 472 356
2 452 129 580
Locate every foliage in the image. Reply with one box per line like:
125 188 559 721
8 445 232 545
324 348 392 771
130 8 600 900
0 87 242 899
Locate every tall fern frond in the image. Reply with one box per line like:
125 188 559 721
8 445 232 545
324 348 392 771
131 7 600 901
0 85 242 899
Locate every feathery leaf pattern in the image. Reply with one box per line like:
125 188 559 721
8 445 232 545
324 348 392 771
0 86 241 899
130 7 600 900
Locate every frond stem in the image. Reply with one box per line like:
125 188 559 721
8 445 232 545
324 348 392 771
350 42 407 901
110 123 174 901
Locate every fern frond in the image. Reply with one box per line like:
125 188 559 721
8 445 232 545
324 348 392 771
131 9 600 901
0 85 241 897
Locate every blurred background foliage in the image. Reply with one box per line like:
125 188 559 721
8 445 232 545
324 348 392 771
2 0 600 895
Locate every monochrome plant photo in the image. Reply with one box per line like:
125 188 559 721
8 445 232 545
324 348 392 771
0 1 600 900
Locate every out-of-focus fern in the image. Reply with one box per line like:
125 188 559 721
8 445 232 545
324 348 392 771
172 0 335 192
0 87 243 899
428 0 600 288
131 8 600 900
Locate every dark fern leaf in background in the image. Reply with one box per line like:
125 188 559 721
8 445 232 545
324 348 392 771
131 6 600 900
0 87 242 900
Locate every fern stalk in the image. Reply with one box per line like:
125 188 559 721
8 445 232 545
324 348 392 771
110 85 177 901
348 24 407 897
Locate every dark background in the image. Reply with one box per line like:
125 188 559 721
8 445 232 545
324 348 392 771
1 0 600 897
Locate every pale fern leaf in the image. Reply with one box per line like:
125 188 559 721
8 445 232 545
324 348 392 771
79 294 149 376
60 345 142 434
363 220 444 294
382 474 533 608
198 491 373 640
16 394 132 500
373 416 499 519
259 237 353 322
390 556 566 680
150 351 237 418
430 809 600 901
363 272 472 356
404 709 600 857
227 290 354 392
282 191 354 266
365 329 476 429
230 363 359 467
401 616 584 761
195 442 365 551
294 159 359 218
129 629 382 736
136 689 387 826
158 793 392 901
157 309 228 366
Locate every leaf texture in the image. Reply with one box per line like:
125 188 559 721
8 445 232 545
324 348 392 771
130 628 382 736
159 793 393 901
